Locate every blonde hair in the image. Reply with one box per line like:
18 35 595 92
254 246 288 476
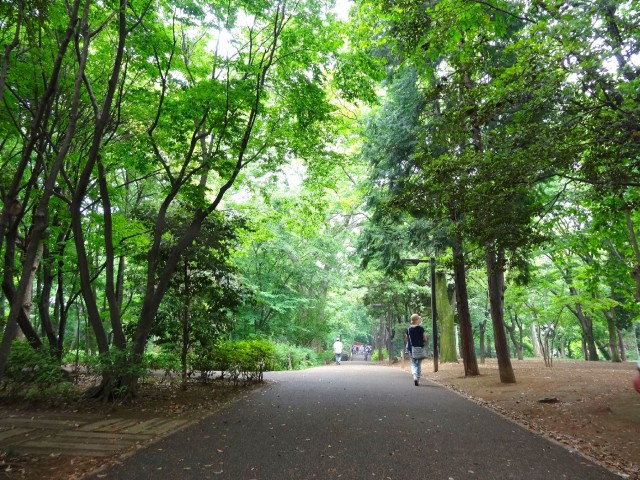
410 313 421 325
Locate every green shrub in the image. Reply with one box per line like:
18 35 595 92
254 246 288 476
371 348 388 361
62 349 92 366
1 341 70 400
271 342 322 370
84 348 151 393
189 339 275 384
145 350 181 375
226 339 274 383
190 345 219 381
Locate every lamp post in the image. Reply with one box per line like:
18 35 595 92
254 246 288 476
430 257 439 372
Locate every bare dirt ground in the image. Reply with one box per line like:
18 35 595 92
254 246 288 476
1 359 639 479
424 358 640 479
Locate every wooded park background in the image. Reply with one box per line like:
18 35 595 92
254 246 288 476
1 0 639 400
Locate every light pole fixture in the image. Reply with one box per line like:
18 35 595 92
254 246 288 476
430 257 438 372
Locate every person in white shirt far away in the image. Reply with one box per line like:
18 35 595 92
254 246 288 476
332 337 343 365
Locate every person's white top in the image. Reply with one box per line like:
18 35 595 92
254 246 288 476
333 340 343 354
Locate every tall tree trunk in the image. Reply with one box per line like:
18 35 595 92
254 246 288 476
97 156 126 350
23 240 44 331
452 232 479 376
479 316 487 364
603 309 621 362
531 323 541 357
435 271 457 362
485 243 516 383
505 312 524 361
386 312 394 365
69 0 130 401
581 335 588 361
0 217 43 375
38 241 59 350
617 329 626 361
567 292 599 361
181 260 191 388
56 239 73 355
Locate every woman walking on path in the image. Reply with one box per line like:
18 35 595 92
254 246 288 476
405 314 428 386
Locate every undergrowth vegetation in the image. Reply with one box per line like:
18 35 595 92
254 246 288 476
1 339 325 402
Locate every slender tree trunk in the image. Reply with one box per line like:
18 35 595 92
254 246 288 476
56 240 72 355
617 329 627 361
581 335 588 361
568 295 599 361
69 0 130 401
386 312 394 365
97 156 126 349
505 314 524 361
0 219 43 373
596 340 611 360
452 232 479 376
181 260 191 388
485 243 516 383
23 240 44 329
531 323 540 357
536 324 551 367
603 309 621 362
479 317 487 364
38 241 59 350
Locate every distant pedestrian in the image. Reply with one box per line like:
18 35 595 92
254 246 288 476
405 314 428 386
333 337 343 365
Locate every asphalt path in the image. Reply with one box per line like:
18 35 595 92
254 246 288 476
87 362 622 480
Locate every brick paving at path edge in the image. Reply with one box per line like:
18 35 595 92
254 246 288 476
0 413 190 457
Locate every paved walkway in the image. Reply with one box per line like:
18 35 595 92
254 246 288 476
84 363 621 480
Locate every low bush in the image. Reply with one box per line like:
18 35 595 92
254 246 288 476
189 345 219 381
145 350 181 381
84 348 151 394
1 341 71 400
189 339 275 384
62 348 92 366
271 342 322 370
371 348 388 362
